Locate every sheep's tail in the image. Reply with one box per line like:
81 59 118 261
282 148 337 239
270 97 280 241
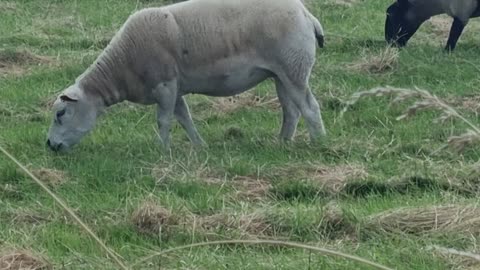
308 13 324 48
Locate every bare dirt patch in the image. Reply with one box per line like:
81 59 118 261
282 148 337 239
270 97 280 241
0 50 56 77
348 47 399 74
365 205 480 235
0 249 52 270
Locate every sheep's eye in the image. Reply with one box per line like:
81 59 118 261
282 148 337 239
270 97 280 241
56 109 66 118
55 109 66 125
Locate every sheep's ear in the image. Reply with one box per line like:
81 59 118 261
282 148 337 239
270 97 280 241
60 95 78 102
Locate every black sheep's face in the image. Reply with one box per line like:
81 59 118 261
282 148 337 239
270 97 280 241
385 0 414 46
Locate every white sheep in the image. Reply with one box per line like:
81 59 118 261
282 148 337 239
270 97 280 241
46 0 325 151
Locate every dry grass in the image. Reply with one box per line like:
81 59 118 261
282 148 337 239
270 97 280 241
0 2 16 12
210 92 280 114
151 160 223 185
0 49 55 77
425 15 451 37
0 249 52 270
231 176 272 201
342 86 480 152
196 212 273 237
275 162 368 195
428 245 480 270
365 205 480 235
8 208 51 225
19 167 67 186
348 47 399 74
449 95 480 116
330 0 359 7
321 201 356 237
130 200 178 235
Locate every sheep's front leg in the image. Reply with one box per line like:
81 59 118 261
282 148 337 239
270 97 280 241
153 81 177 149
174 96 206 146
445 17 467 52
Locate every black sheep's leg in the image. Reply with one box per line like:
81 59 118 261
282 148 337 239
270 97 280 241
445 18 467 52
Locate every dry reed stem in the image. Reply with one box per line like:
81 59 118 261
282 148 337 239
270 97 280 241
428 245 480 269
131 240 393 270
0 145 129 270
0 249 52 270
366 205 480 235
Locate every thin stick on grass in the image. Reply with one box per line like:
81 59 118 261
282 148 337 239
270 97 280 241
131 239 393 270
0 144 129 270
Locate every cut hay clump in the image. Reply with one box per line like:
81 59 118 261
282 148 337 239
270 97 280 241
210 92 279 114
0 49 55 77
131 200 178 235
365 205 480 235
275 162 368 195
342 86 480 153
19 167 67 186
197 212 273 237
231 176 272 201
348 47 399 74
0 249 52 270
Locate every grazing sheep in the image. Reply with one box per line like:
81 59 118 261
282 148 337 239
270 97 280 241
385 0 480 51
46 0 325 151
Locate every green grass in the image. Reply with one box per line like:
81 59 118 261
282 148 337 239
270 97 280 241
2 0 480 269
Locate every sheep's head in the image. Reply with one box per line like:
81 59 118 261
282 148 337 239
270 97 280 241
46 85 99 152
385 0 420 47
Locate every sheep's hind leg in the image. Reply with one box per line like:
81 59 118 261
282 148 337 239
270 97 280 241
174 96 206 146
278 77 326 141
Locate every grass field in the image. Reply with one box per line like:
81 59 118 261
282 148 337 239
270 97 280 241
2 0 480 269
